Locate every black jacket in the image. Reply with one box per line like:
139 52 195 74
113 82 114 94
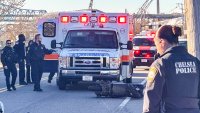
1 46 17 66
143 46 200 113
29 42 52 62
13 42 26 60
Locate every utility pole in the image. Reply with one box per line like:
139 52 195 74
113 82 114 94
157 0 160 14
177 3 184 34
88 0 93 10
184 0 200 59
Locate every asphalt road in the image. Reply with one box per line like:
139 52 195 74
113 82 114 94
0 67 148 113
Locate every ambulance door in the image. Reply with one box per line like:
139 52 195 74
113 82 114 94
37 18 59 72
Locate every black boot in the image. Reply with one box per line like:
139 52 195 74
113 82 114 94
11 85 16 90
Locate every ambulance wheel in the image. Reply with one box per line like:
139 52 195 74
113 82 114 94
123 78 132 83
117 66 122 82
116 75 121 82
57 79 66 90
129 61 134 75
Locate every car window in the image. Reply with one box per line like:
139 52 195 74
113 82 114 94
133 38 155 46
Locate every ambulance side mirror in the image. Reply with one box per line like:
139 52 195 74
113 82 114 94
51 40 57 49
51 40 63 49
119 41 133 50
127 41 133 50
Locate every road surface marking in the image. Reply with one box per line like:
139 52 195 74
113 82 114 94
112 97 131 113
0 101 4 113
132 76 146 79
140 79 147 85
0 77 48 93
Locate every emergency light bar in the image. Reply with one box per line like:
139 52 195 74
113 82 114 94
118 16 126 24
90 16 98 23
61 16 70 23
109 17 117 23
80 14 89 23
60 15 127 24
99 15 107 23
71 16 79 23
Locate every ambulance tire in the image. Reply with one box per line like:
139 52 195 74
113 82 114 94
117 66 122 82
57 78 66 90
123 78 132 83
119 64 132 83
121 62 133 83
116 75 121 82
129 61 134 75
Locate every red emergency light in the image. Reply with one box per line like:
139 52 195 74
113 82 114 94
61 16 70 23
134 50 141 56
80 14 89 23
145 53 151 58
146 31 156 37
99 15 107 23
118 16 126 24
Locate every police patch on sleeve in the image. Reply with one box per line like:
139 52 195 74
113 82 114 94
147 67 158 83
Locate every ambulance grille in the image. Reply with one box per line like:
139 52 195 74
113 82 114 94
72 57 107 68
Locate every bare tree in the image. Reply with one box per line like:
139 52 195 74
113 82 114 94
0 0 25 42
0 0 25 20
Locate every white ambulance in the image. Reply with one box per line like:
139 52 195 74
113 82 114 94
37 10 133 90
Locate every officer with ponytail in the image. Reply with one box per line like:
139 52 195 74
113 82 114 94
143 25 200 113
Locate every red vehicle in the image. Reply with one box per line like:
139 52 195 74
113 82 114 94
132 35 156 68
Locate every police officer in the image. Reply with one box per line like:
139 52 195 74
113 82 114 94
143 25 200 113
47 72 56 83
14 34 27 85
26 40 34 84
29 34 53 91
1 40 17 91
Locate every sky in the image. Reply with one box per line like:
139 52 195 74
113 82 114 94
23 0 183 14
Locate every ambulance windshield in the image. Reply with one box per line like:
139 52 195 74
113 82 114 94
63 30 118 49
133 38 155 46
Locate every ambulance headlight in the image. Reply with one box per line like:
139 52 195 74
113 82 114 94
59 57 69 68
109 58 120 69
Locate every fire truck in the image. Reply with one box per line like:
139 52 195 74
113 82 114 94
37 10 133 90
132 31 156 68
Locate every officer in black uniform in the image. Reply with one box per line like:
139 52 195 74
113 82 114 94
14 34 27 85
47 72 56 83
26 40 34 84
1 40 17 91
143 25 200 113
29 34 53 91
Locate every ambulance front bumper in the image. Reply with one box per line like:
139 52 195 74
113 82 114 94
59 69 120 81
